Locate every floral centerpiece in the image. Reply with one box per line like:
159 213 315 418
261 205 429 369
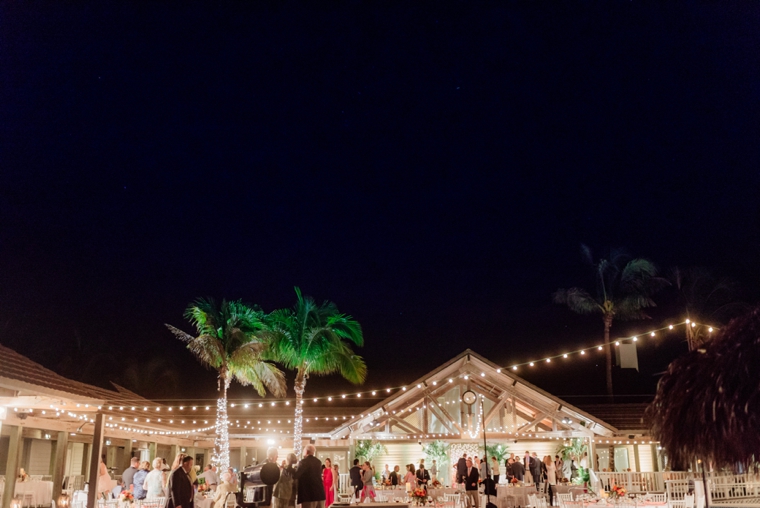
198 484 209 493
18 468 29 482
411 488 429 506
431 480 441 488
609 485 626 499
510 477 520 487
119 491 135 504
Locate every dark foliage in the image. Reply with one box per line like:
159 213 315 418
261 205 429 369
648 305 760 469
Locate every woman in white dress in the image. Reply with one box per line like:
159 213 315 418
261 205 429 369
543 456 557 506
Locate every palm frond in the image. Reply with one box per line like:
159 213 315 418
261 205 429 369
648 305 760 469
165 324 196 343
233 360 287 398
553 288 602 315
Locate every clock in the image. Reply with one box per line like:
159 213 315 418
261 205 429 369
462 390 477 405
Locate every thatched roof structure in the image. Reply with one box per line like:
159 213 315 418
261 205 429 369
648 305 760 469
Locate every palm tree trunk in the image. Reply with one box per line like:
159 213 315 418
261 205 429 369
293 369 307 458
215 378 231 471
603 315 613 401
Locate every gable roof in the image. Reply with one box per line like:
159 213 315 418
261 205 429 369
327 349 618 440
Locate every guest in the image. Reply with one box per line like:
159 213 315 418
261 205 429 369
385 465 396 487
97 455 116 496
554 456 564 481
570 457 578 481
171 453 186 471
491 457 500 485
540 456 548 484
349 459 362 499
323 458 335 508
456 454 468 485
464 459 480 508
272 453 298 508
543 456 557 506
403 465 416 492
281 460 287 469
361 462 377 503
133 461 150 500
505 458 514 482
523 452 532 483
478 458 489 481
473 456 480 468
511 457 525 482
530 452 541 489
122 457 140 490
200 464 219 491
227 467 238 492
167 456 194 508
383 465 391 482
143 458 166 499
213 472 237 508
430 460 438 481
416 463 430 489
294 445 326 508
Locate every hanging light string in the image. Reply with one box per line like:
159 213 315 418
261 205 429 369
12 319 716 435
505 320 717 372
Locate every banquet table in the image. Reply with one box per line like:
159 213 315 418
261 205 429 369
496 485 547 508
334 503 409 508
14 481 54 507
195 494 214 508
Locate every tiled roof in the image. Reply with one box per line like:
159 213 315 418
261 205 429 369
0 342 132 403
577 403 652 433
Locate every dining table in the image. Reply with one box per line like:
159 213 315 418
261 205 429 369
13 480 54 507
195 493 214 508
495 485 547 508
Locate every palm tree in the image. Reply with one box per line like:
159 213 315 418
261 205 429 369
553 246 667 398
669 266 747 350
265 287 366 457
166 298 286 470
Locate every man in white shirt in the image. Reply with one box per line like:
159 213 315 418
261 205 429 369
199 464 218 491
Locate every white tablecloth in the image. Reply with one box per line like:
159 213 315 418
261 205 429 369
496 485 547 508
15 481 54 507
195 495 213 508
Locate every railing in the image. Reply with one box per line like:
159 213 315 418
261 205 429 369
597 472 750 494
339 473 351 494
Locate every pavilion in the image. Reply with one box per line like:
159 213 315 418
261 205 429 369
1 346 661 508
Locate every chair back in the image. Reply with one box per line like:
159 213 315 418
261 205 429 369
683 494 695 508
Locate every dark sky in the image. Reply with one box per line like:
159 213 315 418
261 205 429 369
2 2 759 404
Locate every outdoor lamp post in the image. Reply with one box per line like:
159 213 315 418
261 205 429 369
57 493 71 508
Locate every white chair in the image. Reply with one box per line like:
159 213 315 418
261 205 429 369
21 494 34 508
645 494 667 504
557 493 573 508
683 494 695 508
225 492 237 508
444 493 461 508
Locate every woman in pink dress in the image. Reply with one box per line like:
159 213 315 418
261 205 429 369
323 458 334 507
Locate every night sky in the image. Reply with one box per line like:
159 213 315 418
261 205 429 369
2 2 759 404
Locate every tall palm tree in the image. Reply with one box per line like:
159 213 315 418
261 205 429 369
166 298 286 470
265 287 366 457
553 246 667 399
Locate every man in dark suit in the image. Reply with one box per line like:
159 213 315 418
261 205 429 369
464 458 480 508
389 466 400 487
456 454 468 485
294 444 326 508
167 456 194 508
511 457 525 482
530 452 541 490
349 459 363 499
416 464 430 489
